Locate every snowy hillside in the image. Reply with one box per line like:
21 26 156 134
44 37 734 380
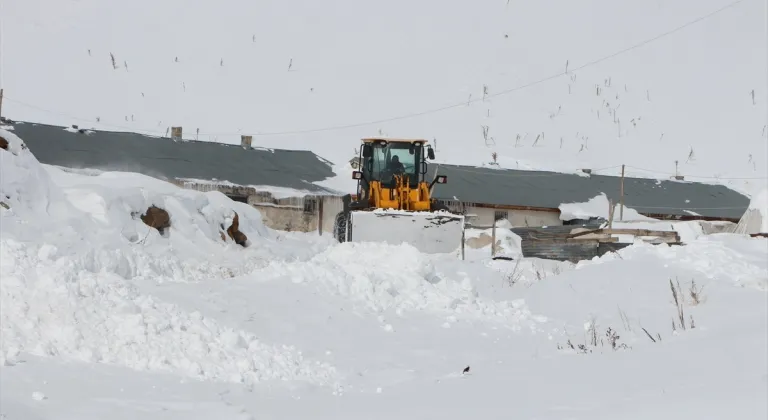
2 0 767 196
2 125 768 418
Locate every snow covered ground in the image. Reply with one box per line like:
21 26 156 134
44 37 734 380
2 0 767 197
2 0 767 417
3 119 768 418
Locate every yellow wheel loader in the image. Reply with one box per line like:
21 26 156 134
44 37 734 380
333 138 465 254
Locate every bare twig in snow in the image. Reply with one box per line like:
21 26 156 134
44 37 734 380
503 259 523 287
618 306 632 331
670 278 686 330
641 327 657 343
689 280 704 305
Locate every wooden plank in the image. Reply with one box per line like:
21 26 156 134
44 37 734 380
529 235 619 243
601 228 679 237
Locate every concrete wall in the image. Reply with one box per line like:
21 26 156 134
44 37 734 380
247 194 345 235
469 207 562 228
251 202 316 232
440 201 562 228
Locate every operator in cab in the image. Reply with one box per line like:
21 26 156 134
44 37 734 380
388 155 405 173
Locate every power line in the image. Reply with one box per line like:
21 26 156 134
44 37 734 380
2 0 748 137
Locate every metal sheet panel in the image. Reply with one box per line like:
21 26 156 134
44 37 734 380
427 163 749 220
521 241 599 262
10 121 337 193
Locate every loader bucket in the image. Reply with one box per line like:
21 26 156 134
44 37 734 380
347 209 465 254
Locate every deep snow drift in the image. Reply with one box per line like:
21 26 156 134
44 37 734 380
2 127 768 419
0 128 339 385
735 188 768 234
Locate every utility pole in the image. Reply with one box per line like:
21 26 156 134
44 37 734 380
619 164 625 221
0 89 4 121
491 218 497 257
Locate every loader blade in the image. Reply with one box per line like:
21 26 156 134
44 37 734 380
348 209 465 254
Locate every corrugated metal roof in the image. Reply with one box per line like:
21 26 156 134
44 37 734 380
9 121 337 193
7 121 750 220
427 162 749 220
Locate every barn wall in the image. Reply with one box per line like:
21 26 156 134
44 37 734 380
441 201 562 228
174 180 566 234
243 194 346 234
247 195 315 232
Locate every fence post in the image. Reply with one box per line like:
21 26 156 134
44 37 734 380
491 219 497 257
608 199 615 229
0 88 4 121
619 164 625 221
317 198 324 236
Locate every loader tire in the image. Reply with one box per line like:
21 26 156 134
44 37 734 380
431 201 450 212
333 211 350 243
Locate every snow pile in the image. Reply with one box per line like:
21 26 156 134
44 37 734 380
0 129 74 222
525 235 768 350
735 188 768 234
0 128 339 386
463 224 522 256
257 242 539 324
45 167 271 248
559 193 655 222
0 239 338 386
576 234 768 292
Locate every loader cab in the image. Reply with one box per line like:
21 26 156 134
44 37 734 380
356 138 434 189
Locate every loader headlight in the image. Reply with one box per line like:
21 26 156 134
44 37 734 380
352 171 363 180
436 175 447 184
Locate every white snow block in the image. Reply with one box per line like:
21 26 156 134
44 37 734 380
348 210 464 254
